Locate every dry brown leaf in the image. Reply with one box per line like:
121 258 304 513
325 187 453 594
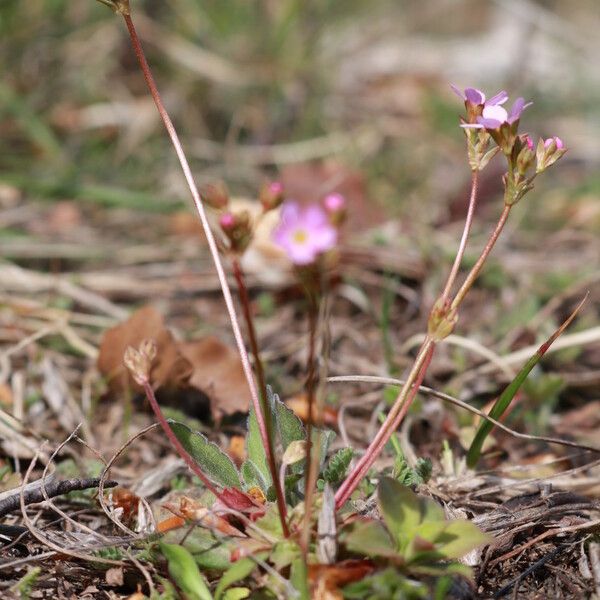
97 305 192 394
179 336 251 420
309 560 375 599
286 394 339 428
227 434 247 466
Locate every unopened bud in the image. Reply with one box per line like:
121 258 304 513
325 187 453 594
536 136 566 173
201 181 230 210
323 193 347 226
516 135 535 175
259 181 285 212
219 210 253 254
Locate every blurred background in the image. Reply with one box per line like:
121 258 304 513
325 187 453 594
1 0 600 449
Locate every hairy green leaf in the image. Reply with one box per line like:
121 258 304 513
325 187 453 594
240 459 268 492
322 447 353 485
246 408 271 485
343 520 398 558
378 478 421 544
270 386 305 451
169 421 241 489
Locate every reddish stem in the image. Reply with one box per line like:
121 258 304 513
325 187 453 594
450 204 511 311
440 170 479 302
142 381 227 504
120 13 278 511
334 343 435 509
231 258 289 536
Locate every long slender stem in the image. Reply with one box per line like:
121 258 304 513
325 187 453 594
450 204 511 311
300 292 319 555
120 14 273 494
334 338 434 509
231 258 289 536
440 170 479 302
142 381 226 503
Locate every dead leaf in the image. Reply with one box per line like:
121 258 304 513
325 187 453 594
97 305 192 394
156 514 186 533
309 560 375 599
105 567 124 587
227 434 247 466
286 394 339 428
179 336 251 420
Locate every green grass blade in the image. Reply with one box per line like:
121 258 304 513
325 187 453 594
467 295 587 468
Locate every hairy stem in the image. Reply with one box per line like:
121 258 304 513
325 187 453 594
231 258 289 536
440 170 479 302
120 12 275 500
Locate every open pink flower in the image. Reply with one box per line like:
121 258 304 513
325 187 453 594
451 85 508 108
463 97 532 130
273 201 337 265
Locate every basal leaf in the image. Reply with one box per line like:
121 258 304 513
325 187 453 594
378 478 421 544
169 421 241 489
240 459 268 492
434 520 490 559
246 408 271 485
160 542 213 600
343 519 398 559
271 386 305 452
215 557 256 600
162 527 231 571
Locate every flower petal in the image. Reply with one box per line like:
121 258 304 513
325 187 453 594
465 87 485 105
486 90 509 106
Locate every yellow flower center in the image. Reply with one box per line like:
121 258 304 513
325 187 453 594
292 229 308 244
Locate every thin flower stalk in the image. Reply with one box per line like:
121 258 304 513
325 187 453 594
231 258 289 536
439 170 479 302
119 11 283 528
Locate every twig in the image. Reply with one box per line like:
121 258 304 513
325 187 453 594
0 476 117 518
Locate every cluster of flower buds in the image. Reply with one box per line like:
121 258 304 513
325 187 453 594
259 181 285 212
454 85 566 205
219 210 253 254
272 193 345 266
123 339 157 386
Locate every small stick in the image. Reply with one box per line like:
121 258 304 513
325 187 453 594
0 477 117 518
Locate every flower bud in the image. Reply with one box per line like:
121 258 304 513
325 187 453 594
516 135 535 175
536 136 567 173
201 181 230 210
323 193 347 225
219 210 253 254
123 340 156 386
259 181 285 212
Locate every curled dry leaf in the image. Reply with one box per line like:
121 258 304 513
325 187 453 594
98 306 250 420
179 336 251 420
98 305 192 394
309 560 375 600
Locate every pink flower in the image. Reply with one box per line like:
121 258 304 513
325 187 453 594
544 136 564 149
219 212 235 229
451 85 508 107
273 201 337 265
463 97 532 130
525 135 534 150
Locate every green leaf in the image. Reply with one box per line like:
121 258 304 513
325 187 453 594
223 589 250 600
322 447 353 485
168 421 241 489
290 556 309 600
240 459 268 492
246 408 271 486
270 540 302 571
343 520 398 559
434 520 490 559
215 558 256 600
378 478 421 543
467 297 585 468
160 542 213 600
162 527 231 571
271 387 305 452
